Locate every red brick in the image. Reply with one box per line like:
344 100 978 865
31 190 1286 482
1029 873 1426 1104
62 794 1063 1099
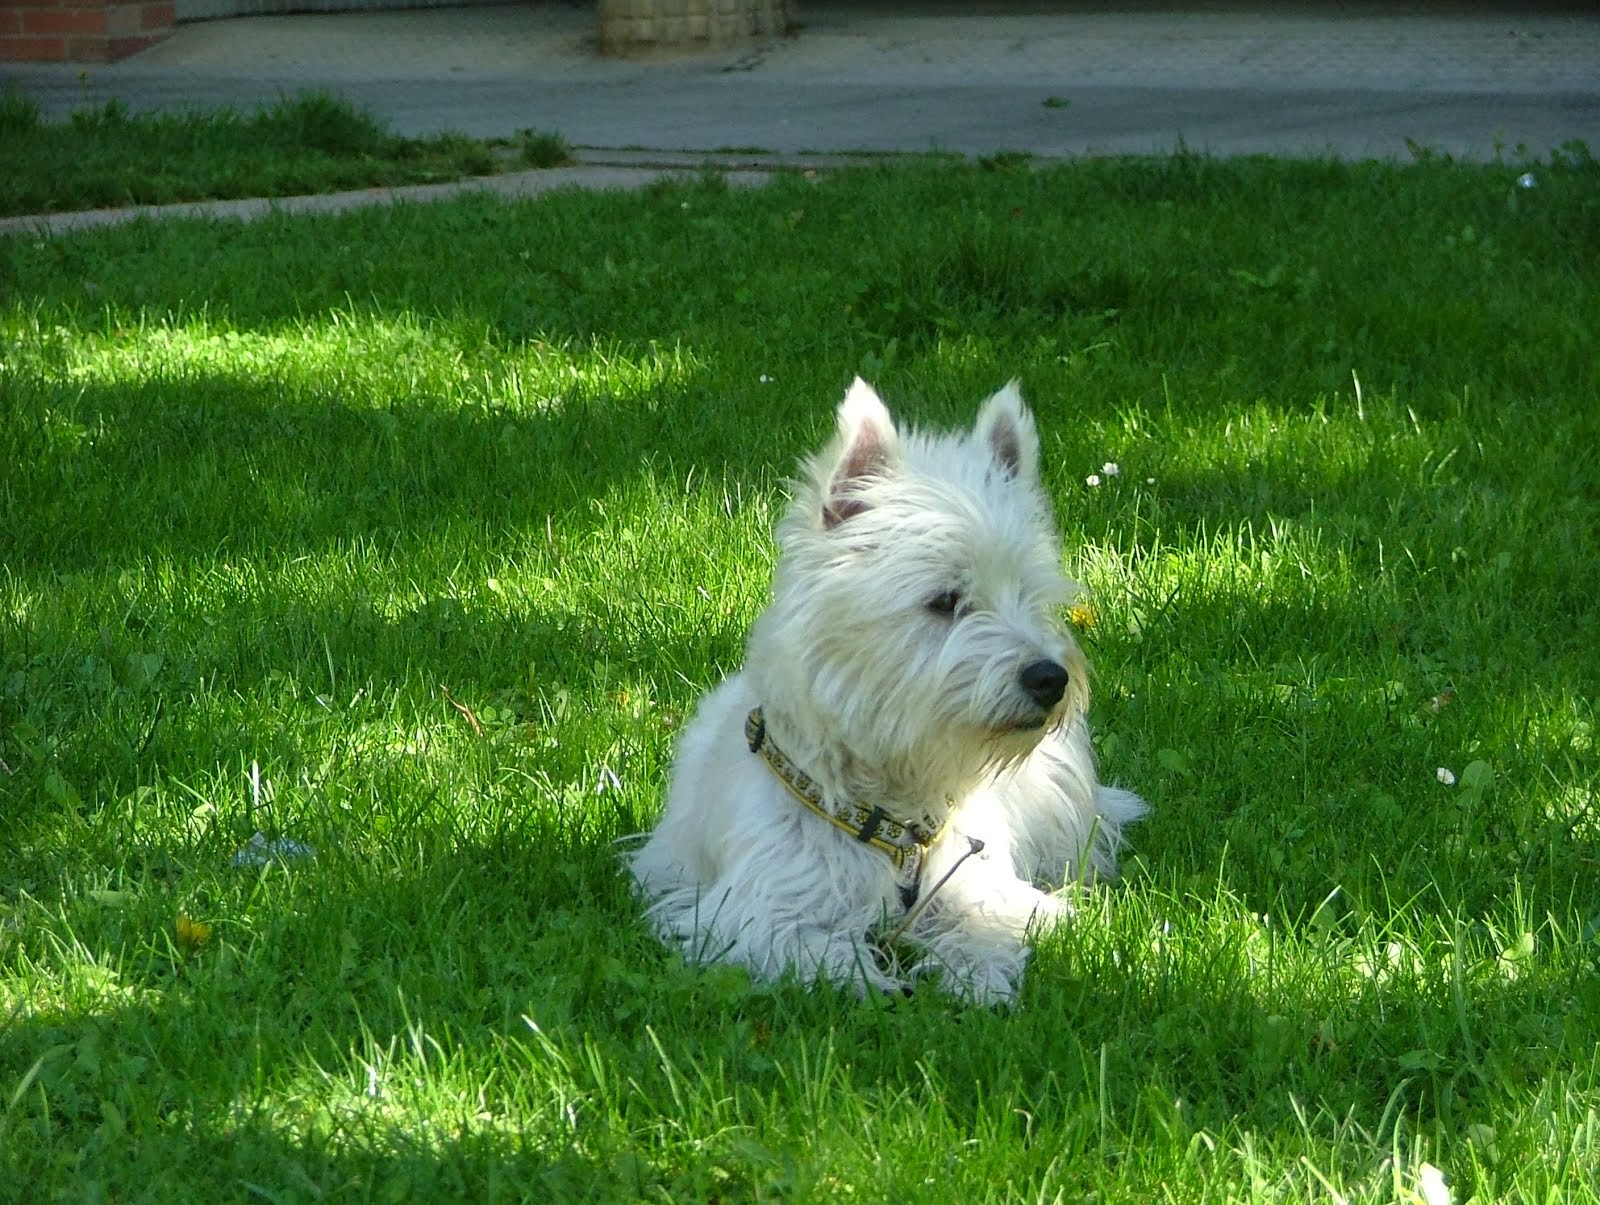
104 2 170 36
4 0 171 59
0 33 68 58
64 33 109 58
23 7 107 34
97 30 165 58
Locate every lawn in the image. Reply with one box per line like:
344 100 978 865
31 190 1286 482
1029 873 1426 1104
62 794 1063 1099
2 147 1598 1202
0 89 569 218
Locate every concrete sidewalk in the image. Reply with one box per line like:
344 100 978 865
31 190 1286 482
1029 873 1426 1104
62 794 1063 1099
4 2 1597 161
0 153 799 237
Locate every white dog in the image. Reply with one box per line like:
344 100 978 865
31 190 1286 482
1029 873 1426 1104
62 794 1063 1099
630 378 1144 1004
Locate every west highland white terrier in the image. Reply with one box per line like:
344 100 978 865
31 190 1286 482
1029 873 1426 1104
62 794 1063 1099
630 378 1144 1004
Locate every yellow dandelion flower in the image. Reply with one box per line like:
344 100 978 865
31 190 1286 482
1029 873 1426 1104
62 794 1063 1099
1068 603 1098 629
176 915 213 949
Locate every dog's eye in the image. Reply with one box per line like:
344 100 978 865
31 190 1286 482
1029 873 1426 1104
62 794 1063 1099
925 589 963 617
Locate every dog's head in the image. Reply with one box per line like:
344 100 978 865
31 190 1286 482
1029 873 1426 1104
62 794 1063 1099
751 378 1090 783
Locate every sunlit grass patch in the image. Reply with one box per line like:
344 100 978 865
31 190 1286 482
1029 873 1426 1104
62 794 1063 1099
4 305 701 407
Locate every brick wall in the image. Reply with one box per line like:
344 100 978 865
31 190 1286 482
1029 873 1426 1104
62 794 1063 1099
0 0 176 60
174 0 522 18
1 0 796 61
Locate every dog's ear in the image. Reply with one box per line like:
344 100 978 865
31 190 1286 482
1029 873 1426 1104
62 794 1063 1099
823 377 899 528
974 380 1040 484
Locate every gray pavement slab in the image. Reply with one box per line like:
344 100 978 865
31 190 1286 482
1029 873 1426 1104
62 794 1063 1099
2 3 1597 161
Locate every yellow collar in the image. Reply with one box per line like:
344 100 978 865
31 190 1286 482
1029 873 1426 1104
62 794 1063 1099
744 707 946 882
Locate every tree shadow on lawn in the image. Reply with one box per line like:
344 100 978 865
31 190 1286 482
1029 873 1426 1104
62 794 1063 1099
2 359 786 574
1 823 1594 1200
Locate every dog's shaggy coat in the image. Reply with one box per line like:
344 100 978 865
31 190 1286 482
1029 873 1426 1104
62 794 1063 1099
631 379 1143 1003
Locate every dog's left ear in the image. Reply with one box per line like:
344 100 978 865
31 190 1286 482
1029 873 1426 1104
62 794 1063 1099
822 377 900 528
974 380 1040 484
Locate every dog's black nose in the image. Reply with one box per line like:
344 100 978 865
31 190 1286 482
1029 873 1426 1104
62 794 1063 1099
1018 659 1069 709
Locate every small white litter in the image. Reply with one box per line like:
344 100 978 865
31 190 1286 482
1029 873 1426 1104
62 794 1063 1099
230 832 316 867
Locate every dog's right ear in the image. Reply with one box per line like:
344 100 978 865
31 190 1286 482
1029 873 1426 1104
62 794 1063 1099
822 377 899 528
974 379 1040 485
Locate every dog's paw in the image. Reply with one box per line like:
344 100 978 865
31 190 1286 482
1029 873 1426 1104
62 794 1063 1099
847 969 913 1002
820 943 911 1000
909 957 1019 1007
955 964 1020 1008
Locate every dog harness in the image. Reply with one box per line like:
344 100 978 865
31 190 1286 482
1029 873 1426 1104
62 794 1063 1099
745 707 946 908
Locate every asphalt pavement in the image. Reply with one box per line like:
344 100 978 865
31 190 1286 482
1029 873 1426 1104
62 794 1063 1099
5 2 1597 161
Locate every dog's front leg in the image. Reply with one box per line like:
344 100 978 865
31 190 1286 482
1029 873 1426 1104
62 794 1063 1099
686 860 911 998
904 847 1069 1006
792 925 911 998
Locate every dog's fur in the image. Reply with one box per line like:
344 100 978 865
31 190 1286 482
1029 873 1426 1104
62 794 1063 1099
630 378 1143 1004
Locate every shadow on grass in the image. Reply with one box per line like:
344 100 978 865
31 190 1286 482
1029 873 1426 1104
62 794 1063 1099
2 362 762 574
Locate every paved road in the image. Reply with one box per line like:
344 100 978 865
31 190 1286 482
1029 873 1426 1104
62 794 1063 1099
4 2 1597 160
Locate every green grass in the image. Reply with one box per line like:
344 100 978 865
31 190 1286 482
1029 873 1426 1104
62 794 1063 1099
2 148 1599 1202
0 89 571 217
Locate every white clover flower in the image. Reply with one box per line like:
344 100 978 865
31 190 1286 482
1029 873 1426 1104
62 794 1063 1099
1436 767 1457 786
1086 474 1102 488
1102 462 1120 476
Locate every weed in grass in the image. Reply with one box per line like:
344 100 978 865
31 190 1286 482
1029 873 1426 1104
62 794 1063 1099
518 127 573 169
1 154 1598 1201
415 130 502 178
259 89 396 157
0 86 41 137
976 148 1034 172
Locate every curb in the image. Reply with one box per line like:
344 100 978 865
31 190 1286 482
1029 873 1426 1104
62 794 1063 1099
0 149 883 239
